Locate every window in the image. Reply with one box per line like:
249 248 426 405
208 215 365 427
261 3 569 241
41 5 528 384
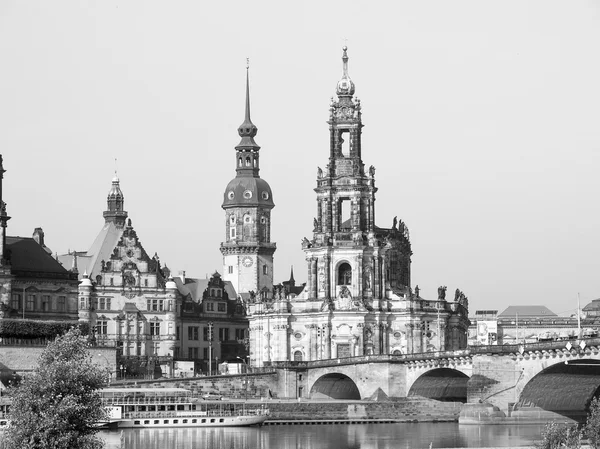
10 294 20 310
57 296 66 312
203 327 209 341
150 322 161 336
203 348 208 359
217 303 226 312
97 320 108 335
110 278 114 286
193 348 199 359
188 348 193 359
176 326 180 340
153 343 160 355
147 299 164 311
136 342 142 355
294 351 303 361
206 303 214 311
235 328 246 340
228 266 233 274
188 327 199 341
230 228 236 239
26 295 36 311
219 328 229 342
79 296 86 310
244 215 251 224
263 265 268 275
98 297 111 310
41 295 50 312
338 263 352 285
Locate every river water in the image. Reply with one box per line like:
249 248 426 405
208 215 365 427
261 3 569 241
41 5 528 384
100 423 547 449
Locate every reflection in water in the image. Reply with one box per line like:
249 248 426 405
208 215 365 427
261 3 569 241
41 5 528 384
100 423 546 449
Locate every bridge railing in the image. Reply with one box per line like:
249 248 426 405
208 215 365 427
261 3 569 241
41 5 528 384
470 336 600 355
263 337 600 370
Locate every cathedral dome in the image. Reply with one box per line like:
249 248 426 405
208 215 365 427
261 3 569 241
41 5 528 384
222 176 274 209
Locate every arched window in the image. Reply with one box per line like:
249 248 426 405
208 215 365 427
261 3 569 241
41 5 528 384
238 157 243 167
293 351 303 362
338 263 352 285
392 349 402 356
245 157 251 166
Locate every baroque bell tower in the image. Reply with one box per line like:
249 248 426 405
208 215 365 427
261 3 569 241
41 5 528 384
220 64 276 297
303 46 412 309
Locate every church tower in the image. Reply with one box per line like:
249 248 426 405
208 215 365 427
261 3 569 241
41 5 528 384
221 66 276 297
304 46 412 310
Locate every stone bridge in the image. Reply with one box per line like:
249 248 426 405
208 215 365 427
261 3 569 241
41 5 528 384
268 337 600 420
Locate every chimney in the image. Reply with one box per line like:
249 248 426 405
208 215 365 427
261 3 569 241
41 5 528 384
32 227 45 246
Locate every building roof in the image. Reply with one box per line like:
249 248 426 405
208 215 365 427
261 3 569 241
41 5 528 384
583 299 600 312
57 221 124 279
6 236 77 279
498 305 557 318
173 276 238 302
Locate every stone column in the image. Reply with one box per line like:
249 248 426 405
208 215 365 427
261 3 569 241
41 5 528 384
373 256 380 299
311 258 318 299
324 323 331 359
324 256 331 299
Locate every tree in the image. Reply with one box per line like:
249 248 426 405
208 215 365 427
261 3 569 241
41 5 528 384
1 328 109 449
585 397 600 449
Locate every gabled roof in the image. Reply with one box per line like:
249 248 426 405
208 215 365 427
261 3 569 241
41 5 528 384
498 305 557 318
57 221 124 279
6 236 77 280
173 276 238 302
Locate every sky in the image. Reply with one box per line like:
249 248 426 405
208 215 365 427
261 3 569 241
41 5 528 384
0 1 599 317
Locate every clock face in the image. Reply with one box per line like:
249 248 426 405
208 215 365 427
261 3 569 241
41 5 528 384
242 257 253 268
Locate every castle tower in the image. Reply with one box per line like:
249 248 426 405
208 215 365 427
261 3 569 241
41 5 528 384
103 175 128 227
220 65 276 297
304 46 412 310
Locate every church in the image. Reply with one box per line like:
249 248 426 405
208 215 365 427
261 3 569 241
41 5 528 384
227 48 471 367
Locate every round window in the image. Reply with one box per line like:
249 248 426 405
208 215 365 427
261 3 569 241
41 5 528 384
393 332 402 339
260 217 266 224
262 191 269 200
227 191 234 200
243 190 252 199
294 332 303 340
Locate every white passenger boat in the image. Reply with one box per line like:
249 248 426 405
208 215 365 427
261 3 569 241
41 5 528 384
100 387 269 429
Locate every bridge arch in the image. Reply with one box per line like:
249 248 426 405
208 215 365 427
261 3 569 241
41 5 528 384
515 359 600 421
309 373 361 400
408 368 469 402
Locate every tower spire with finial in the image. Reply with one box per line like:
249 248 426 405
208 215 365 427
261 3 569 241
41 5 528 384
235 58 260 176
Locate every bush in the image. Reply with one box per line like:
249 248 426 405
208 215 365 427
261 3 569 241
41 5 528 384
536 422 582 449
0 319 90 339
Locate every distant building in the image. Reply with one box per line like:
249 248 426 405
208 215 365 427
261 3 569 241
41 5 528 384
0 155 79 326
176 271 248 374
469 304 600 346
58 175 180 376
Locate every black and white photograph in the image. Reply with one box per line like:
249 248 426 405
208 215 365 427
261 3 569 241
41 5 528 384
0 1 599 448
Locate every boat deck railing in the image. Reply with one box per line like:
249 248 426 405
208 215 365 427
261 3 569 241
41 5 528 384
121 408 269 420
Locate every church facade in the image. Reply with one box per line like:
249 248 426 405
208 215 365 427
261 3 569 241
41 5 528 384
245 48 470 367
